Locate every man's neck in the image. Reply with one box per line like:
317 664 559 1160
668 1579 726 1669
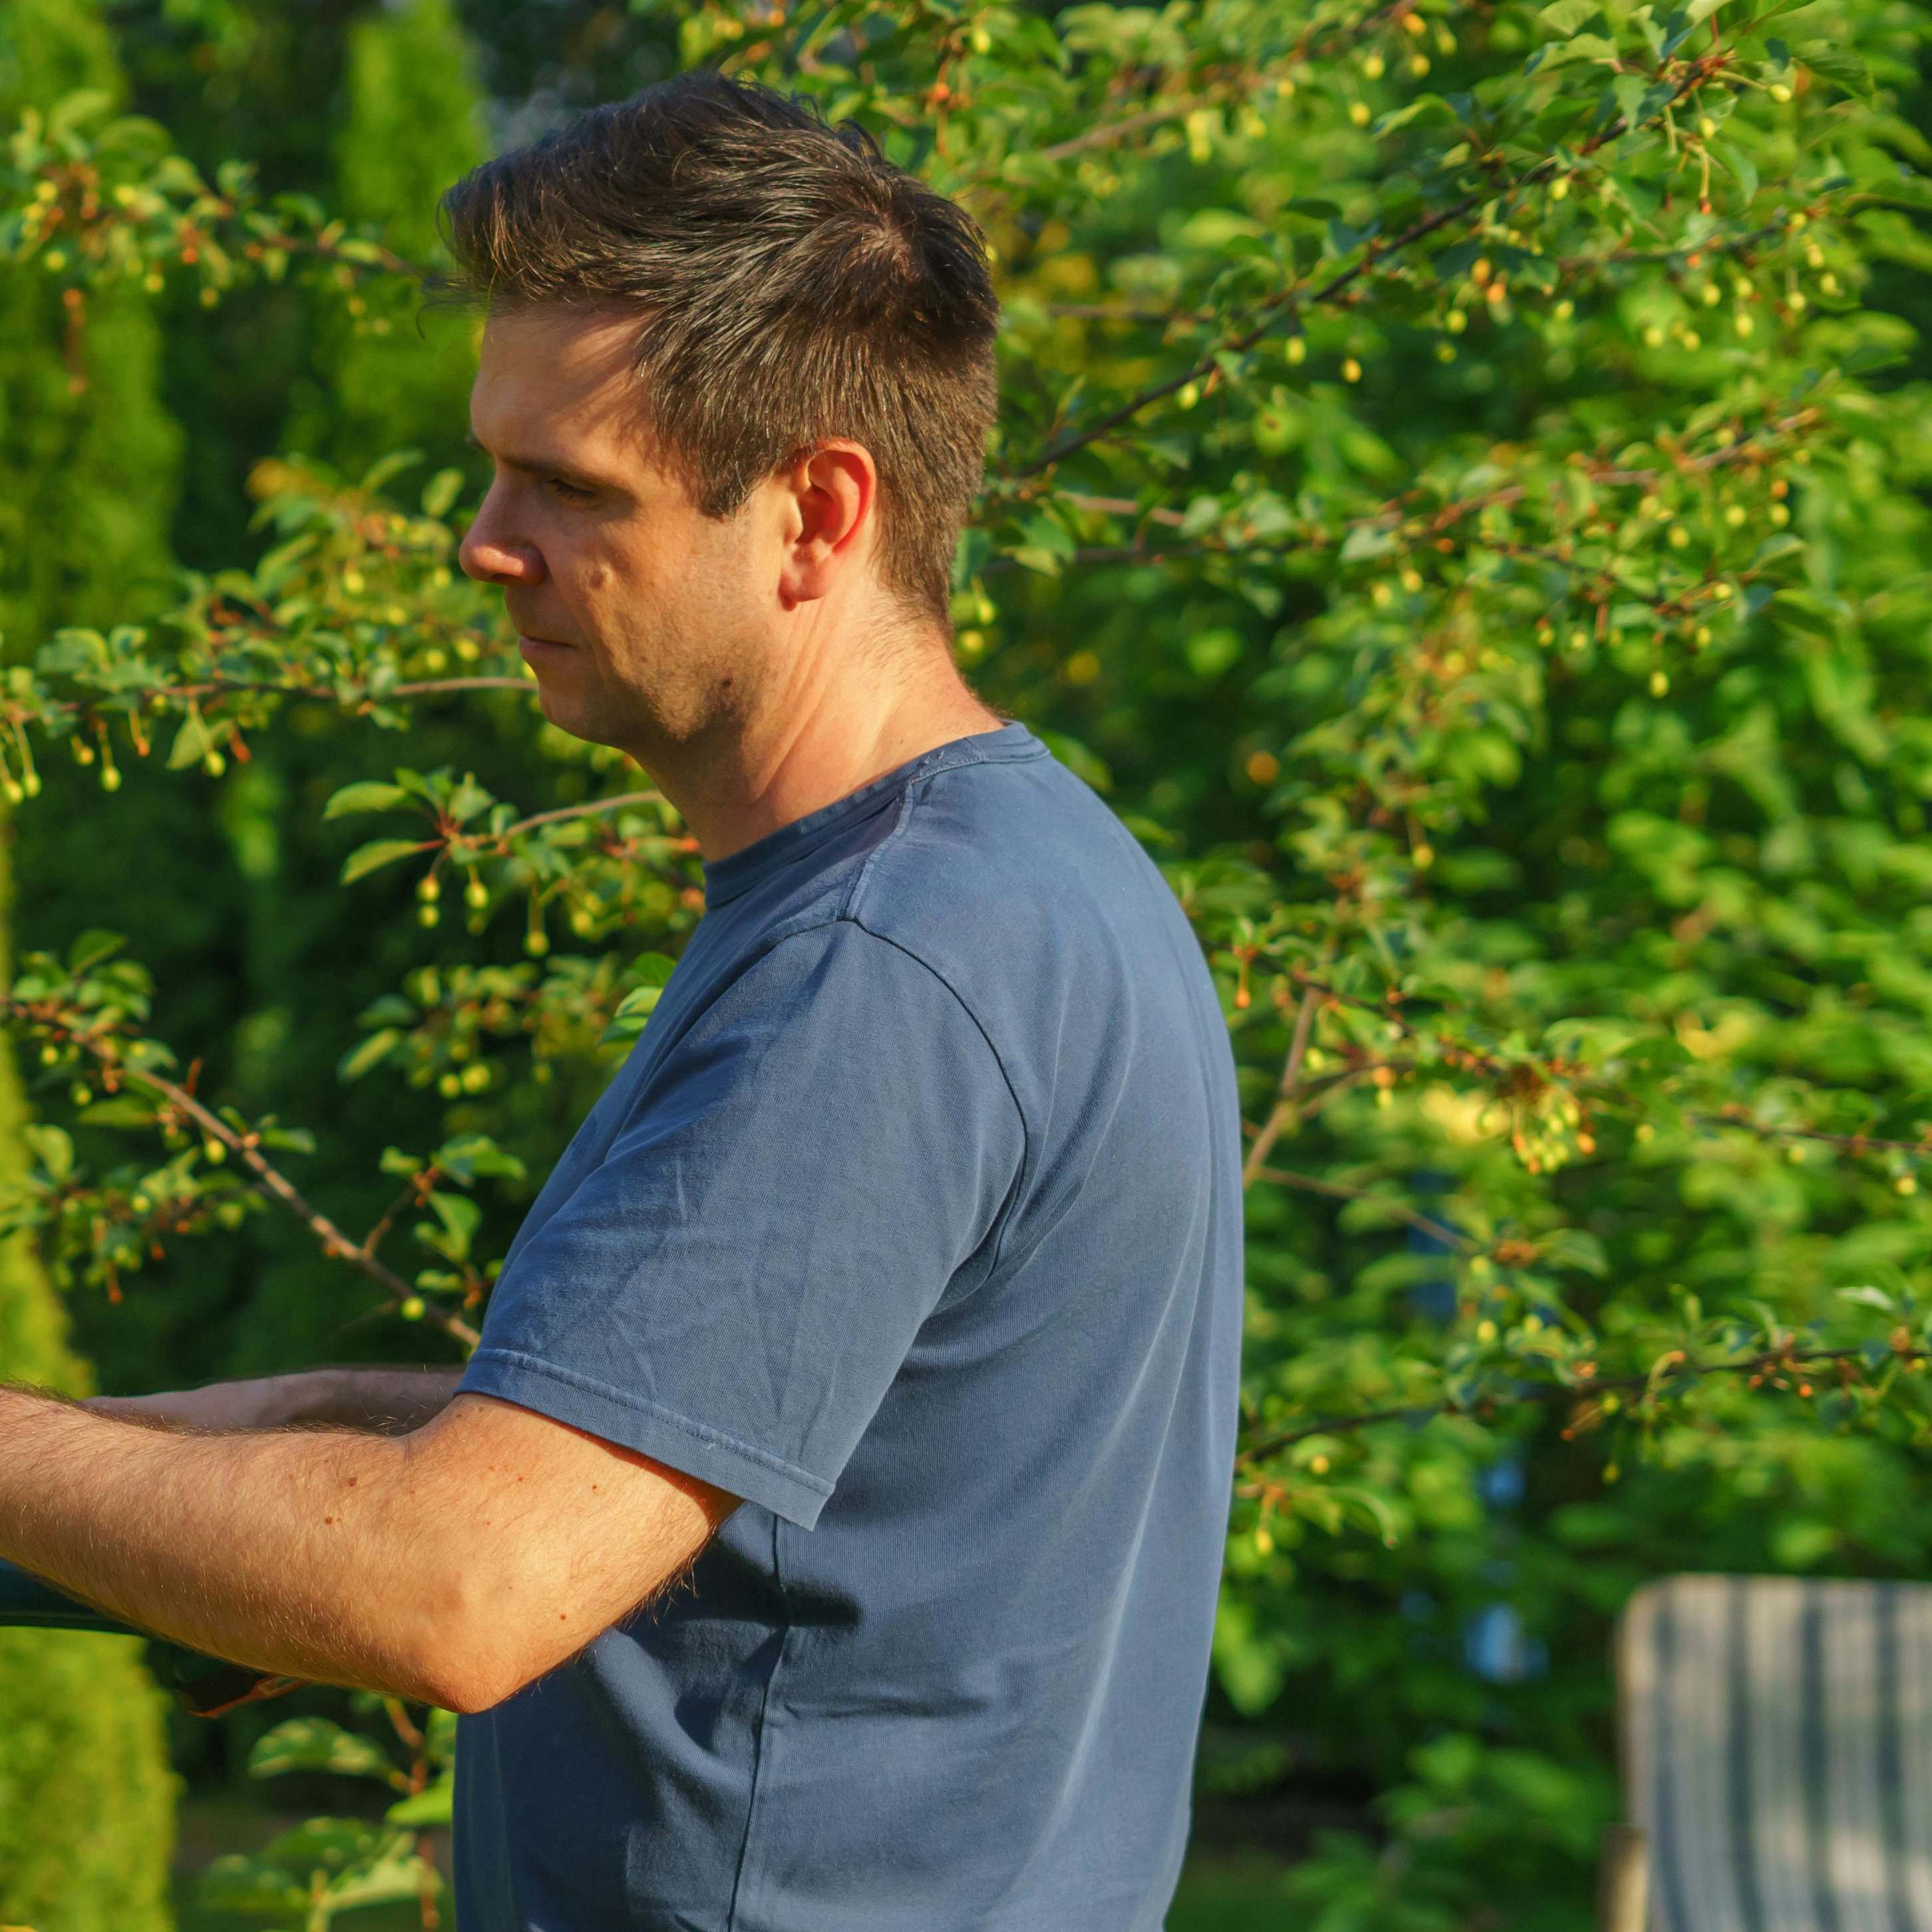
641 646 1006 863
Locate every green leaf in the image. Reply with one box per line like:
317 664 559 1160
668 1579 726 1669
1532 31 1619 69
66 928 126 972
166 711 218 771
26 1125 73 1181
1750 533 1805 568
1839 1284 1898 1312
338 1028 401 1083
599 983 664 1044
75 1097 159 1128
1714 141 1758 203
327 1843 439 1909
387 1770 455 1827
1537 0 1601 33
340 838 427 884
433 1132 527 1184
248 1716 402 1786
1375 95 1457 136
1541 1229 1610 1276
1797 39 1873 98
1772 587 1843 638
323 779 411 820
194 1853 307 1917
417 1189 481 1262
359 449 423 496
1340 523 1400 562
420 468 465 519
1842 341 1908 375
446 774 494 825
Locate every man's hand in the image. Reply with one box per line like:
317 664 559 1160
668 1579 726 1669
0 1384 741 1713
81 1366 466 1436
82 1380 296 1432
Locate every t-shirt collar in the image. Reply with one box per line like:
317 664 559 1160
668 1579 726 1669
701 720 1039 908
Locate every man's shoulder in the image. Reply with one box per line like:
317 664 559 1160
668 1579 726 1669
858 736 1167 914
652 735 1219 1147
833 742 1210 1047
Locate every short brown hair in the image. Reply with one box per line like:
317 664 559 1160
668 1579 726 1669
437 69 1000 633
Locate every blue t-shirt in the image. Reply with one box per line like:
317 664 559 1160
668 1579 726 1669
452 721 1244 1932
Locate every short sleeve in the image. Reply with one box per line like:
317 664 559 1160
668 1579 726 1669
455 920 1026 1528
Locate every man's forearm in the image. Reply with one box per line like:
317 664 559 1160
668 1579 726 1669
0 1384 462 1703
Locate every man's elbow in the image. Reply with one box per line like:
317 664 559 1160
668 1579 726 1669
417 1653 519 1716
405 1626 540 1714
408 1580 668 1714
396 1565 537 1715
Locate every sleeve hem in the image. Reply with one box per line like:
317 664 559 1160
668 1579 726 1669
457 1348 834 1530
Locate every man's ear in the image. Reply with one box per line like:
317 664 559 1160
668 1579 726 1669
775 441 879 608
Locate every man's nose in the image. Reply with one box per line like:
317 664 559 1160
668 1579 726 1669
459 490 544 585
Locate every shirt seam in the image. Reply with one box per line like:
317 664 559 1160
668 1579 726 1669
463 1348 834 1500
836 912 1032 1290
836 769 1033 1284
596 910 1010 1164
838 749 1036 931
726 1509 789 1932
839 747 1048 925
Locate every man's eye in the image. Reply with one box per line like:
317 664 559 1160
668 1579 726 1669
544 477 594 502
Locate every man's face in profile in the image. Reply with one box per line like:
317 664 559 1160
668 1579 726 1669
459 306 775 757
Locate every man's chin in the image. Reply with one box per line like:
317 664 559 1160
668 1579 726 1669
530 686 629 755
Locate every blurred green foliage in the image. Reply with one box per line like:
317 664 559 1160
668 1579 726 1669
3 0 1932 1924
0 1 182 1922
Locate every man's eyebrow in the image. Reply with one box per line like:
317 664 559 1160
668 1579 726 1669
465 430 606 488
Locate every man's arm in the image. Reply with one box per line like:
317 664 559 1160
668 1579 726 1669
0 1385 739 1713
83 1366 467 1436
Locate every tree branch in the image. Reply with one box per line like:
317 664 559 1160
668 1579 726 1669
0 995 480 1349
1235 1340 1929 1467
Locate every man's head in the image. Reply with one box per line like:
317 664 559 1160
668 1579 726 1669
439 70 1000 758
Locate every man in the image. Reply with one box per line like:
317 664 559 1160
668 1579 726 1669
6 70 1243 1931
